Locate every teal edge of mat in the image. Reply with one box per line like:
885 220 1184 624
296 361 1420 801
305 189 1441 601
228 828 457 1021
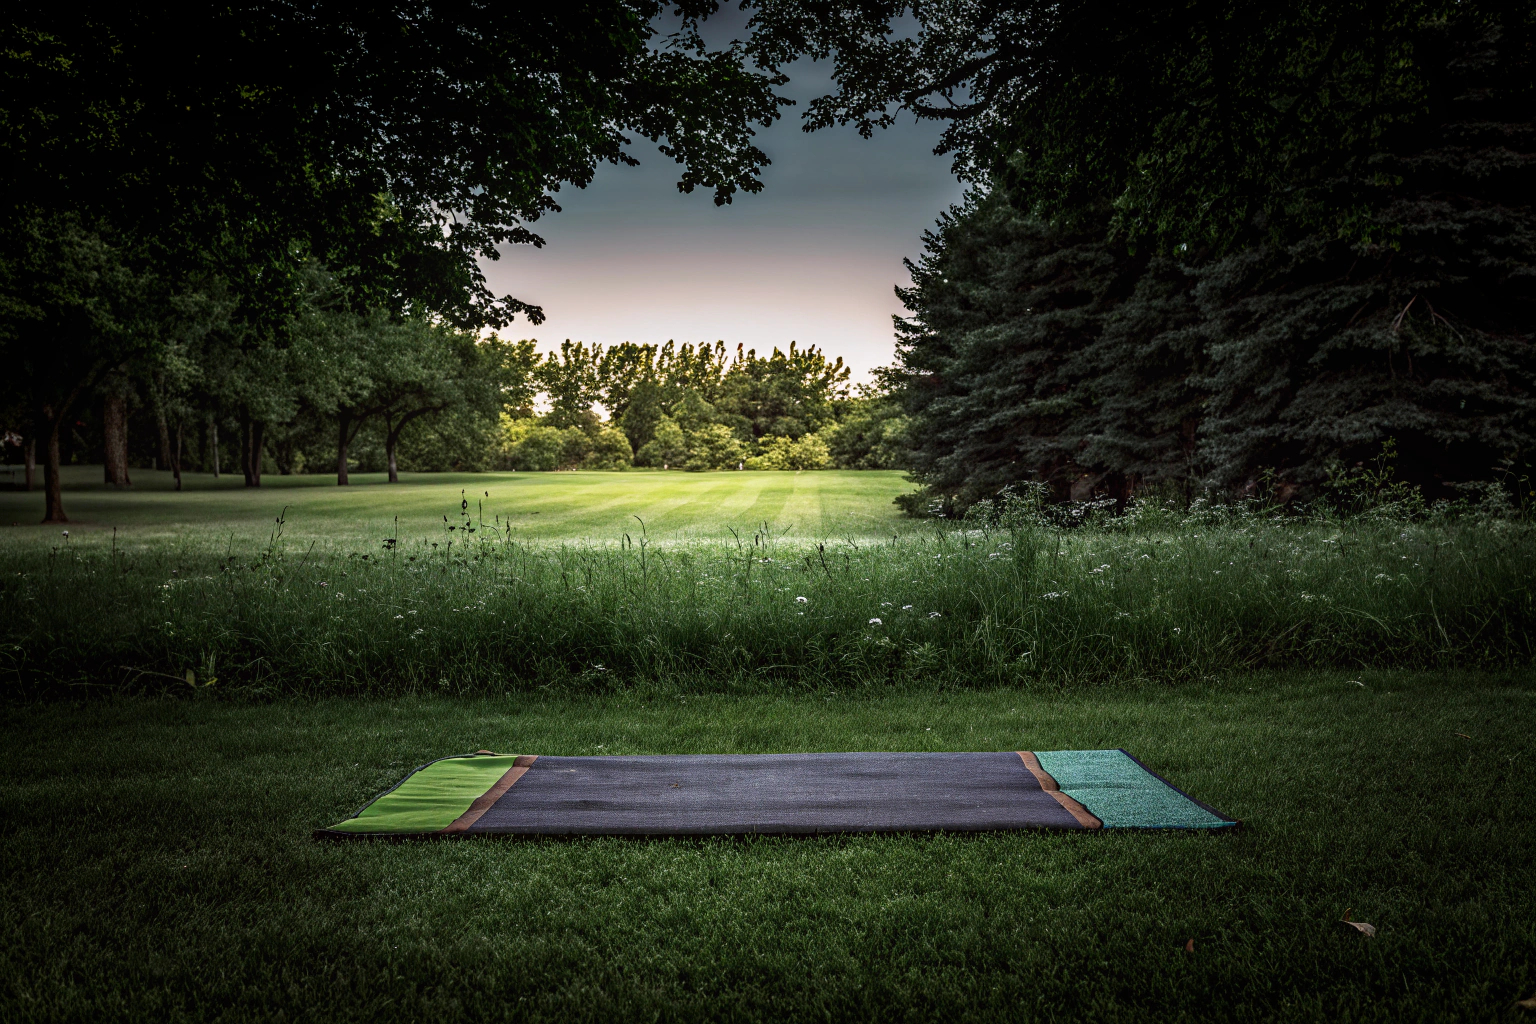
1035 749 1238 829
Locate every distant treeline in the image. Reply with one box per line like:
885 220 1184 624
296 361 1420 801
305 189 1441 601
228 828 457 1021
0 282 905 485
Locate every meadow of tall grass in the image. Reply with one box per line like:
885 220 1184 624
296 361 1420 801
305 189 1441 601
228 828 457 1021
3 496 1531 695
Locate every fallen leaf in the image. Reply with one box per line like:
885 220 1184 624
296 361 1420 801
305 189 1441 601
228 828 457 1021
1183 939 1194 952
1454 732 1472 739
1517 993 1536 1010
1341 909 1377 937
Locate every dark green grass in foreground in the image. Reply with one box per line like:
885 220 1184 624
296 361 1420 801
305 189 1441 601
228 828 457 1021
3 672 1534 1021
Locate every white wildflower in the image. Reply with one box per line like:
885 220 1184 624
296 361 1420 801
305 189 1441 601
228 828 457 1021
928 611 942 618
868 618 883 626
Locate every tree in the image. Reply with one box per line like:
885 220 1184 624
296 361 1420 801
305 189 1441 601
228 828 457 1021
0 217 153 521
715 342 850 442
823 390 910 469
5 3 795 331
537 341 604 430
797 0 1535 508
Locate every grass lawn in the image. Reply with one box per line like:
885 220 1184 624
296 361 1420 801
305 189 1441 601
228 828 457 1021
0 466 913 544
3 670 1534 1021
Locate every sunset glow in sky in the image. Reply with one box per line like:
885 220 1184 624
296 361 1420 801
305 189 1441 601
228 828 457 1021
478 55 966 384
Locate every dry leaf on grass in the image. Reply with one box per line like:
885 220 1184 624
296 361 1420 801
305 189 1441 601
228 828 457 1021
1183 939 1194 952
1516 993 1536 1010
1341 909 1377 937
1454 732 1473 739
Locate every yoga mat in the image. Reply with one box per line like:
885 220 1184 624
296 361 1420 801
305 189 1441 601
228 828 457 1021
318 750 1237 838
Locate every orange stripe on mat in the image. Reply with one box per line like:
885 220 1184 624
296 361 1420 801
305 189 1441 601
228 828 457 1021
440 754 539 834
1018 751 1102 829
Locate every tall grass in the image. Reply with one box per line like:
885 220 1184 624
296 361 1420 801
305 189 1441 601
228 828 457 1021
2 508 1533 695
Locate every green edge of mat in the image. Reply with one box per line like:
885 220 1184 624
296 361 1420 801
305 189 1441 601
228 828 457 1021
326 754 519 834
1036 749 1236 829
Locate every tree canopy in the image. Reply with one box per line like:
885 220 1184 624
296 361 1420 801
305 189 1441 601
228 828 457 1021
741 0 1534 508
0 1 808 519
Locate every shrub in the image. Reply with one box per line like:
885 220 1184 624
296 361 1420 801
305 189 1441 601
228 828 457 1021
635 416 687 468
683 423 747 471
747 433 832 470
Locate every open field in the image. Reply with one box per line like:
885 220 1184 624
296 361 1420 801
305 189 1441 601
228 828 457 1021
0 467 912 544
3 673 1534 1022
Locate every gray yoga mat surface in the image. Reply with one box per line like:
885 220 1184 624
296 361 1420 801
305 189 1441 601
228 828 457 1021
470 752 1084 834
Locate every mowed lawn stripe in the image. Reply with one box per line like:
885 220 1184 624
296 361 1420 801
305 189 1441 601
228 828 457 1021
0 468 911 545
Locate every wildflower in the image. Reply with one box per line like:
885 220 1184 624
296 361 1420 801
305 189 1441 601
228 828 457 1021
869 618 883 626
1173 627 1182 635
989 552 1001 559
394 614 404 619
902 605 913 611
1041 591 1067 600
61 530 69 538
929 611 942 618
318 581 329 587
795 596 808 604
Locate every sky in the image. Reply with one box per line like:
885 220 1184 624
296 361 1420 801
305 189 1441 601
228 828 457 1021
477 42 967 385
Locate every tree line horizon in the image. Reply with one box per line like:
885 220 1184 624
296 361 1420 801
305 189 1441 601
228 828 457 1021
0 321 903 498
2 1 1531 523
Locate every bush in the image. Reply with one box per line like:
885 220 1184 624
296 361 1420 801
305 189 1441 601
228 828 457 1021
747 433 832 470
584 426 633 470
635 416 687 468
683 423 747 471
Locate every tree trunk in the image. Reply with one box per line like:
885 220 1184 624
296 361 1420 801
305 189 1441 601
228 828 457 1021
102 392 132 488
151 376 174 472
36 405 68 523
242 416 265 488
24 435 35 491
385 406 438 484
337 408 352 485
208 418 220 478
239 412 251 486
172 421 183 492
385 412 399 483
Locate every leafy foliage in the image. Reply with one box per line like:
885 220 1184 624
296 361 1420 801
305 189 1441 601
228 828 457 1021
875 1 1535 511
